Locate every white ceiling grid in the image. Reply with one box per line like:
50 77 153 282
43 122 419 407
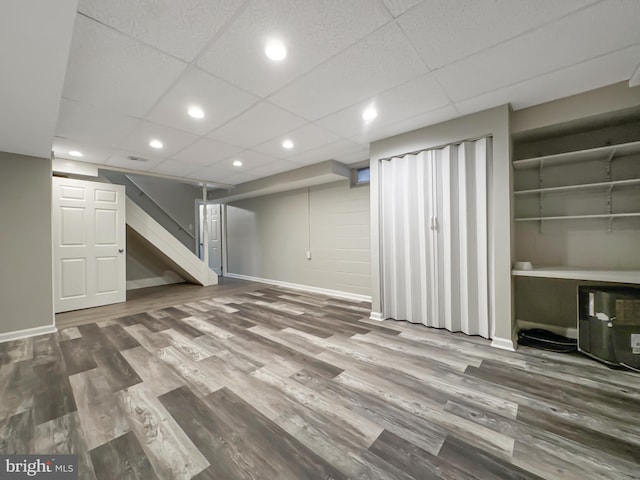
50 0 640 185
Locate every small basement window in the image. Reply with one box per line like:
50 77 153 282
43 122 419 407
352 166 370 186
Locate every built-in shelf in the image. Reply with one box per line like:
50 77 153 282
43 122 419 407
514 212 640 222
513 140 640 170
514 178 640 195
512 266 640 284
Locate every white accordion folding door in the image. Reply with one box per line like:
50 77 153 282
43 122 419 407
380 137 491 338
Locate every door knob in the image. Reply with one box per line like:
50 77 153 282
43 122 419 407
118 248 124 253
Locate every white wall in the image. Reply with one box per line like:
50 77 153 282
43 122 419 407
226 180 370 298
0 152 54 336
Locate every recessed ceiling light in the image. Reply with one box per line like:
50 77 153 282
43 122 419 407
282 139 294 149
68 150 83 157
188 105 205 119
149 139 163 149
232 160 243 167
265 40 287 61
362 106 378 122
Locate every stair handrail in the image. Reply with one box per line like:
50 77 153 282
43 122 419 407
124 174 196 240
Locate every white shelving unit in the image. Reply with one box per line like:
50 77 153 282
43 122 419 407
514 178 640 196
513 128 640 282
512 140 640 170
512 267 640 284
515 212 640 222
511 114 640 341
513 139 640 225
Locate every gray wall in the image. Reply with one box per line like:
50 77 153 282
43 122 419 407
126 227 185 290
0 152 53 335
128 174 201 238
370 105 513 343
226 180 370 297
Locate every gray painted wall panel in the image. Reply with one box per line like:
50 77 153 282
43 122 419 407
0 152 53 334
226 180 370 297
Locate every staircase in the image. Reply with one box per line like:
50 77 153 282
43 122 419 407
126 198 218 287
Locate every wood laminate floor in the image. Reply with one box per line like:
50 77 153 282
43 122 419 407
2 283 639 479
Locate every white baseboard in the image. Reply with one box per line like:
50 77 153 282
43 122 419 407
491 336 516 351
517 319 578 340
225 272 371 303
0 324 57 343
369 311 384 321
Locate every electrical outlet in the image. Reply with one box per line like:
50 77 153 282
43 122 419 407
306 250 312 260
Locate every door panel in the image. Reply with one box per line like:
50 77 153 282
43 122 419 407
96 257 118 293
207 204 222 275
60 258 86 298
199 203 222 275
53 177 126 313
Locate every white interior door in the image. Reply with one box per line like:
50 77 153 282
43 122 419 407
53 177 126 313
199 204 222 275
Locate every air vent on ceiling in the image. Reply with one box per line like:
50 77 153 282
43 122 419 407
127 155 149 162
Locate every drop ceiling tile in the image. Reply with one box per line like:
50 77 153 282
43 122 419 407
52 137 113 164
287 139 367 166
56 98 140 146
193 149 280 181
248 159 299 178
149 159 201 178
147 68 259 136
78 0 244 62
197 0 391 97
105 149 164 171
252 123 342 159
434 0 640 102
62 15 187 117
120 121 199 158
172 137 242 166
381 0 425 17
269 22 429 121
350 105 460 145
223 150 281 170
456 44 640 115
214 171 260 186
316 73 450 138
208 101 307 148
398 0 597 69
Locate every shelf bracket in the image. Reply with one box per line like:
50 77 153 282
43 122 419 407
538 160 544 228
607 184 614 215
608 216 614 233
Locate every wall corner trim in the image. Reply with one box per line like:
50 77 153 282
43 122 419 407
225 272 371 303
490 336 516 351
0 324 57 344
369 311 384 321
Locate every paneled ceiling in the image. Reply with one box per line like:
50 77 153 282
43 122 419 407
12 1 640 185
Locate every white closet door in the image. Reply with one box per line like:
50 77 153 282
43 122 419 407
381 152 438 326
380 137 491 337
53 177 126 313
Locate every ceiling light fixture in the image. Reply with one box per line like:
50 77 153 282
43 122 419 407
362 106 378 122
282 139 294 149
68 150 83 157
149 139 163 149
233 160 243 167
265 40 287 61
188 105 205 119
